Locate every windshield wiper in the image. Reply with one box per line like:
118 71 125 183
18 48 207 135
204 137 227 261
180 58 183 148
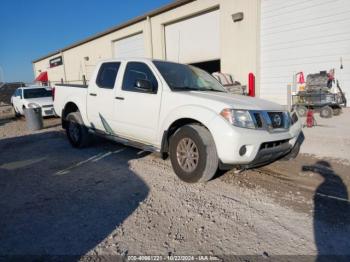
171 86 226 92
204 88 226 92
171 86 200 91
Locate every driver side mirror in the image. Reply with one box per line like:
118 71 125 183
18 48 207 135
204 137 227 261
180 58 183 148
135 79 154 93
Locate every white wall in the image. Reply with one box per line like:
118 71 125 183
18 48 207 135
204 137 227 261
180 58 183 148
260 0 350 105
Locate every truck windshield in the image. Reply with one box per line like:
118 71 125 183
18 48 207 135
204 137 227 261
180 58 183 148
153 61 226 92
23 88 52 99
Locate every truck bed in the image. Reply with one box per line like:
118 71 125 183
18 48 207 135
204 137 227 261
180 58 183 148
53 84 88 118
55 83 88 88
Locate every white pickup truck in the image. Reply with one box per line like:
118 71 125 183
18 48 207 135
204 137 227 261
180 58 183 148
53 58 303 183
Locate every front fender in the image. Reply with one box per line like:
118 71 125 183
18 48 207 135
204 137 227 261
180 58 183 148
157 105 219 146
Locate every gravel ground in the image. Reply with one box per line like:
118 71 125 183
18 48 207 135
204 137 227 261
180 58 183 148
300 108 350 164
0 109 350 259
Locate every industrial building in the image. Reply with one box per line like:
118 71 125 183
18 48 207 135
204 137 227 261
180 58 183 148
32 0 350 105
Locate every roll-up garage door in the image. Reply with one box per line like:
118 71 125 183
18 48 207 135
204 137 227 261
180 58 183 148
260 0 350 105
165 9 220 64
113 33 145 58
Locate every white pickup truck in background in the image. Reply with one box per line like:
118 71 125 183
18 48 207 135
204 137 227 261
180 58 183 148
53 58 303 183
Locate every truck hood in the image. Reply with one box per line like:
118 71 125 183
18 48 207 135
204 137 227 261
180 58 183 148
23 97 53 107
181 91 285 111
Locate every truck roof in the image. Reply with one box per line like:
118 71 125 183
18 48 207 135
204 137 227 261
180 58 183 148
97 58 177 64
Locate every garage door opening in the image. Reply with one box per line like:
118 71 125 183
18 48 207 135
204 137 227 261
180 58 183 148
190 59 220 74
113 33 145 58
165 9 220 66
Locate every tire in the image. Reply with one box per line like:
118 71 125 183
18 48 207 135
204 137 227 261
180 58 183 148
169 124 219 183
295 105 307 117
333 107 342 116
12 105 21 118
66 112 91 148
320 106 333 118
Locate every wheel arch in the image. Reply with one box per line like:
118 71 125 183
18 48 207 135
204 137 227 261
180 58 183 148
161 117 211 159
62 102 80 129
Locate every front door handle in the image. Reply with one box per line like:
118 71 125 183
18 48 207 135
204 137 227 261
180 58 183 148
115 97 125 100
89 93 97 96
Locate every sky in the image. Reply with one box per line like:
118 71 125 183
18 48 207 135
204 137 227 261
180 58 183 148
0 0 173 83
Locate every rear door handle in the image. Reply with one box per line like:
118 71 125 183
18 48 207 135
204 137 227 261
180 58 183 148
89 93 97 96
115 97 124 100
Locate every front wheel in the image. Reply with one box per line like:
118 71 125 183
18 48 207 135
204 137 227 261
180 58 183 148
12 105 21 118
66 112 91 148
320 106 333 118
169 124 219 183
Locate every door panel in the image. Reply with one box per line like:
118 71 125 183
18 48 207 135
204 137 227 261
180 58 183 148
113 62 161 144
86 62 121 133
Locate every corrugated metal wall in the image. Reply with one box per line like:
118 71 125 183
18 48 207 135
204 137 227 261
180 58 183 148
260 0 350 105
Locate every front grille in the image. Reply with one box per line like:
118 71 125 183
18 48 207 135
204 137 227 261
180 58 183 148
267 112 285 129
249 110 290 131
253 112 263 128
42 105 53 108
260 139 289 150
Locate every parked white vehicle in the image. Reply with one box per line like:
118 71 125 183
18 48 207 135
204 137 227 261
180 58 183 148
11 86 54 117
53 58 303 183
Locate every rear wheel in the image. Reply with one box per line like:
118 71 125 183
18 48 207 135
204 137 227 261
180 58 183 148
169 124 219 183
66 112 91 148
295 105 307 117
320 106 333 118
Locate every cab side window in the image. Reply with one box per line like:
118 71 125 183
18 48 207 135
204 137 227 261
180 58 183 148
96 62 121 89
15 89 22 98
122 62 158 93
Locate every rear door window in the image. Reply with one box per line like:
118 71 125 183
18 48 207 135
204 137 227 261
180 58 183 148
96 62 121 89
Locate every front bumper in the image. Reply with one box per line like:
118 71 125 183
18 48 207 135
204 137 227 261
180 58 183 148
240 132 304 169
208 114 303 165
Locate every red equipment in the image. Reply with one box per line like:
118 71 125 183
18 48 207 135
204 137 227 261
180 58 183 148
248 73 255 97
297 72 305 84
306 109 314 128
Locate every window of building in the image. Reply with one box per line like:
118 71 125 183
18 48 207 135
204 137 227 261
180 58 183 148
122 62 158 93
96 62 121 89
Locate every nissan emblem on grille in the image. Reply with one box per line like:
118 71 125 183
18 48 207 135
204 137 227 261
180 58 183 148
273 114 282 127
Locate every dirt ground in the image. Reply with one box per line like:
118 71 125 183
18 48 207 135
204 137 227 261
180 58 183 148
0 109 350 260
300 108 350 164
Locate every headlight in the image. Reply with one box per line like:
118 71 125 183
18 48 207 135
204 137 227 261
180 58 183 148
220 109 256 129
27 103 41 108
